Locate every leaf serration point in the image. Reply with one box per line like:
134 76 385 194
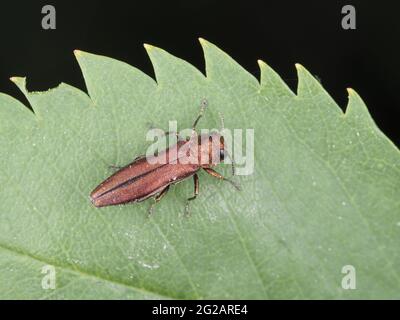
9 76 26 86
257 59 267 67
143 43 155 51
10 76 21 82
347 87 356 96
198 37 209 47
295 63 305 71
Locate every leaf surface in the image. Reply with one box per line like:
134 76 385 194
0 39 399 299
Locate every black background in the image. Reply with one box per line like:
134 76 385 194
0 300 396 317
1 1 399 146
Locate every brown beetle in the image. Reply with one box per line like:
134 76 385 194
90 100 239 214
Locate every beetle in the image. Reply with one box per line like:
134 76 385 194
90 99 240 214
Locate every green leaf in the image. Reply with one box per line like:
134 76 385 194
0 39 399 299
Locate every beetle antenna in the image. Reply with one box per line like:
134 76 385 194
192 98 208 130
218 111 235 176
219 112 225 131
225 151 236 176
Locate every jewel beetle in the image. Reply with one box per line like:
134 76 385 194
90 99 240 214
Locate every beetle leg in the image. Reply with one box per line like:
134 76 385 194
224 151 236 176
203 168 241 191
108 164 122 170
230 157 236 176
148 185 170 215
185 174 199 215
163 131 180 139
164 131 190 145
133 155 146 162
108 154 146 171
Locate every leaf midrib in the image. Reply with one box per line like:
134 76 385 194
0 242 173 299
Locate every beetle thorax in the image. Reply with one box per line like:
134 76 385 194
197 132 224 166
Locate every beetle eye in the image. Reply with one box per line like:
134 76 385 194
220 149 225 161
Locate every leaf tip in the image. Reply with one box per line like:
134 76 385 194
295 63 306 72
346 87 364 107
144 43 167 58
73 49 83 57
344 87 375 127
143 43 155 52
198 37 209 47
345 87 363 110
257 60 295 97
73 49 92 59
9 77 27 91
73 50 93 64
346 87 357 97
9 76 17 83
257 59 267 68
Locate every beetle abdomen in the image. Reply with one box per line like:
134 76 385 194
90 159 199 207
